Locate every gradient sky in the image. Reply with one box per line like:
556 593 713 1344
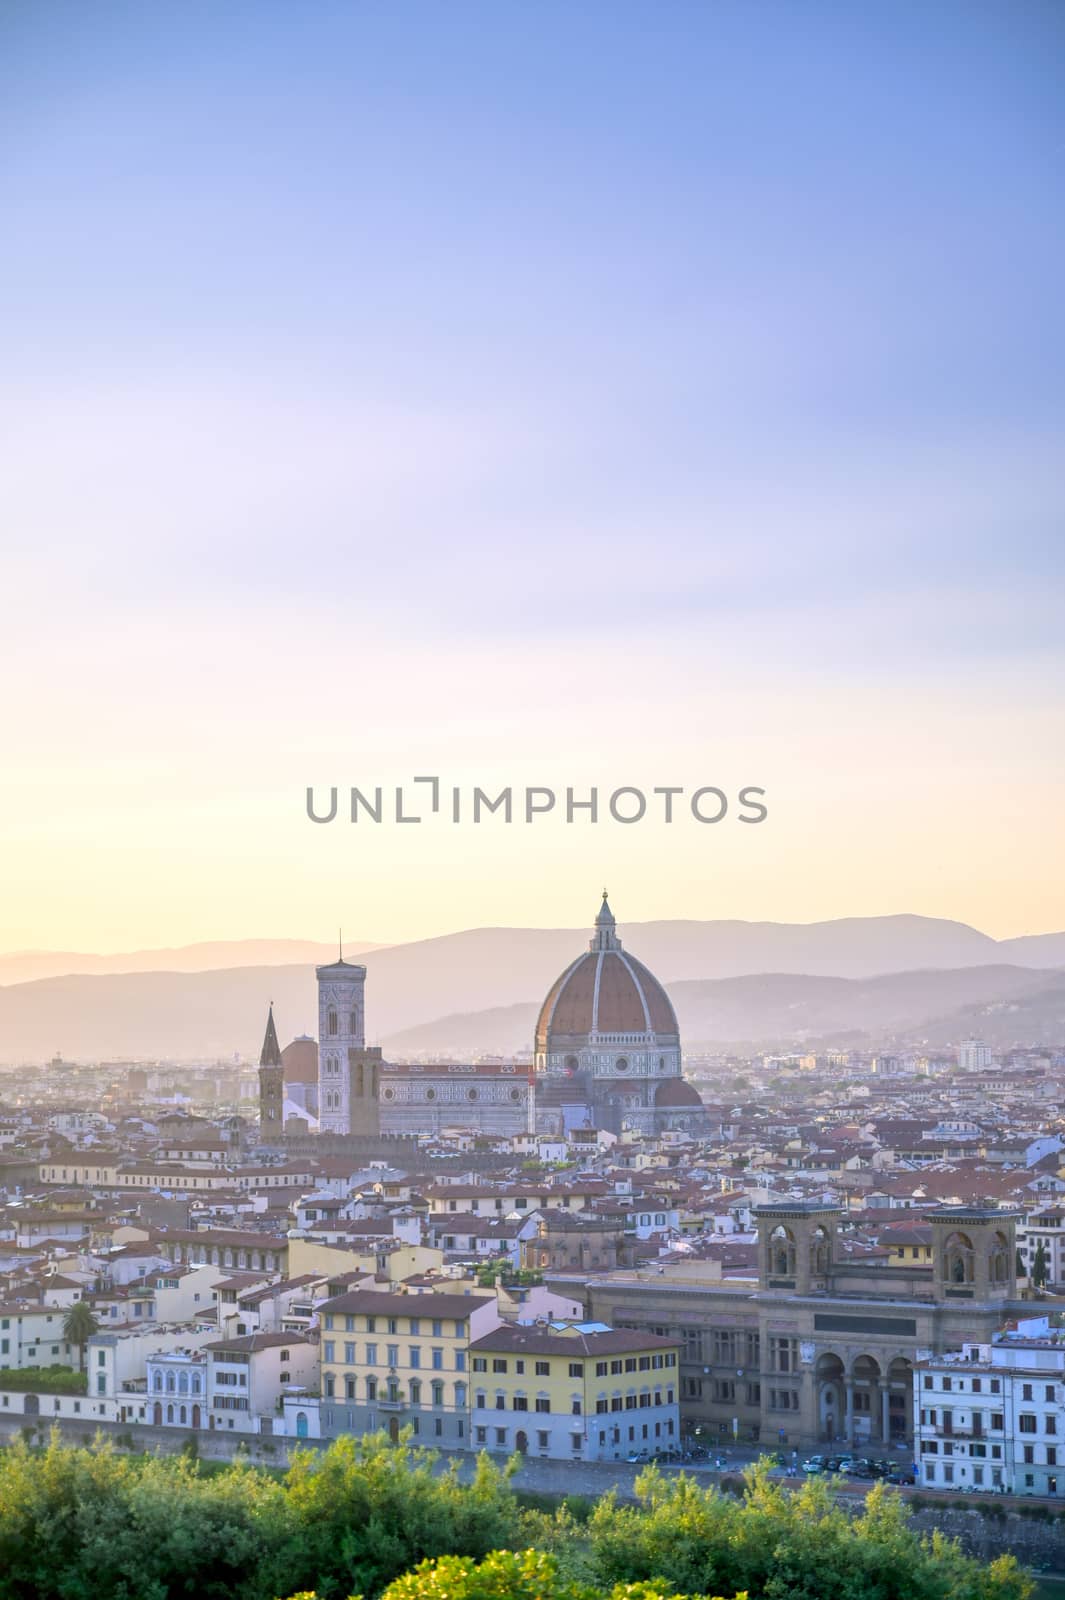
2 1 1063 953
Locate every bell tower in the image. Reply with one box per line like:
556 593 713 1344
258 1004 284 1142
754 1201 841 1294
316 943 380 1137
927 1208 1019 1302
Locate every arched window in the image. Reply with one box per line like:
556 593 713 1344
454 1382 466 1409
166 1403 174 1423
328 1009 337 1036
943 1230 975 1284
178 1372 189 1394
349 1011 358 1034
166 1372 176 1394
152 1371 163 1393
191 1374 201 1394
769 1224 796 1278
810 1225 831 1277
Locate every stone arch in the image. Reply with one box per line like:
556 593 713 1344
815 1351 844 1442
943 1230 975 1284
810 1224 831 1278
769 1224 796 1278
990 1231 1011 1284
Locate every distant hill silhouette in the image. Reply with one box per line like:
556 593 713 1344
381 965 1065 1056
0 939 384 986
0 915 1062 1062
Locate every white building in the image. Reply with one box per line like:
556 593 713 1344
204 1330 319 1434
959 1040 994 1073
1018 1211 1065 1290
0 1301 78 1369
914 1317 1065 1495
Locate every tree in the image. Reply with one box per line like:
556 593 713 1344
1032 1240 1049 1289
374 1548 736 1600
62 1299 100 1371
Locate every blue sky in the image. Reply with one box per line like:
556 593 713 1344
1 1 1063 948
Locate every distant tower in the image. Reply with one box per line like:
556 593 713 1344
258 1004 284 1141
316 942 381 1137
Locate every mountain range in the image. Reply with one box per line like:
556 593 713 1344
0 915 1062 1063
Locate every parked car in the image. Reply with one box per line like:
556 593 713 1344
626 1449 650 1463
802 1456 827 1474
886 1469 916 1485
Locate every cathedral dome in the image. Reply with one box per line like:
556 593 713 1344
535 895 679 1050
654 1078 703 1108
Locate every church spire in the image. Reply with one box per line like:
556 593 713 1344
259 1003 282 1068
590 889 621 952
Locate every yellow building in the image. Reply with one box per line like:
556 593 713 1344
319 1288 498 1446
469 1321 680 1462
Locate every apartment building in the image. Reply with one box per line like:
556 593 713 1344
318 1288 498 1446
914 1318 1065 1495
469 1321 680 1462
204 1330 319 1434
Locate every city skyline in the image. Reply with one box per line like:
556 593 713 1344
2 2 1062 951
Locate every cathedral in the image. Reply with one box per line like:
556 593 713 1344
259 894 705 1140
533 893 706 1135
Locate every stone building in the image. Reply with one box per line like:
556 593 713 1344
521 1211 628 1276
316 950 381 1137
572 1203 1028 1451
378 1060 532 1136
534 893 706 1136
257 1006 284 1140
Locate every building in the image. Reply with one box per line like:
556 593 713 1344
960 1040 994 1073
379 1061 532 1137
204 1330 319 1434
317 1288 498 1445
469 1320 680 1461
572 1204 1028 1451
145 1347 208 1427
258 1005 284 1141
0 1302 78 1370
534 893 705 1136
316 951 381 1137
914 1318 1065 1495
1018 1210 1065 1290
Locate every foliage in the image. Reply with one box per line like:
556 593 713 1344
375 1547 741 1600
0 1435 1033 1600
1032 1242 1049 1289
62 1301 101 1370
0 1364 87 1394
585 1461 1032 1600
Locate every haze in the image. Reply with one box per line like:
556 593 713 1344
2 2 1063 952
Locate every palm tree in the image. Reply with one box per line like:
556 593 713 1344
62 1299 100 1372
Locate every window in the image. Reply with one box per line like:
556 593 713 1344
409 1348 421 1369
493 1359 507 1373
535 1360 550 1377
386 1345 399 1367
1020 1414 1038 1434
535 1397 550 1413
568 1362 583 1378
473 1357 487 1372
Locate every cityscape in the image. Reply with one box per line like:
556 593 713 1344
3 1 1062 1597
2 893 1065 1517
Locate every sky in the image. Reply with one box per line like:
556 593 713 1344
1 0 1063 953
